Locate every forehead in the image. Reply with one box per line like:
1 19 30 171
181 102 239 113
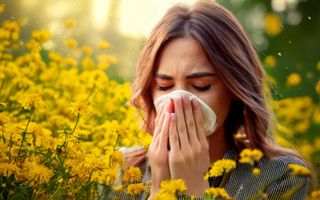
155 37 215 74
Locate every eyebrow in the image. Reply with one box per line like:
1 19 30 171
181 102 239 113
155 72 216 80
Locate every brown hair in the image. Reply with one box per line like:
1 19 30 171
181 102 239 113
130 0 308 165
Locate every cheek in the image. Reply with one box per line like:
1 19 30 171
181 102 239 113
211 98 231 127
201 92 232 127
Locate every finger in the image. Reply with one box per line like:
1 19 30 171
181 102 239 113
159 112 170 151
153 100 170 138
150 102 166 149
169 113 179 151
154 100 166 128
191 98 207 144
182 95 198 145
173 96 189 148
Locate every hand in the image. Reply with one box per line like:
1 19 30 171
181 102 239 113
148 100 173 197
168 95 210 196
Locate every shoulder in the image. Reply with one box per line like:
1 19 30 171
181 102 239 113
259 155 311 199
269 154 308 167
259 154 310 180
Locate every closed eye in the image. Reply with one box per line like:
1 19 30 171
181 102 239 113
157 85 211 91
157 85 173 91
193 85 211 91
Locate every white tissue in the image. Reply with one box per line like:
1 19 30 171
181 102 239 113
154 90 217 136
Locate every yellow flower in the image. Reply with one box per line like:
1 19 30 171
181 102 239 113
310 190 320 199
252 167 261 176
123 166 142 183
316 80 320 94
313 138 320 150
12 76 33 89
91 168 117 185
70 99 91 116
204 159 236 180
109 151 124 167
0 162 20 177
204 187 231 200
287 72 301 86
233 132 247 140
113 185 123 191
2 53 12 60
65 18 76 28
239 148 263 165
98 40 110 49
264 55 276 68
265 12 282 36
317 61 320 71
0 3 5 13
126 183 144 195
32 29 51 44
159 179 187 195
20 93 45 110
23 161 53 186
81 57 95 69
288 164 311 177
65 38 78 48
153 192 176 200
48 51 62 62
64 56 78 68
82 45 93 56
28 122 43 135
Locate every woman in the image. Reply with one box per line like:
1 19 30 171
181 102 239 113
113 0 312 199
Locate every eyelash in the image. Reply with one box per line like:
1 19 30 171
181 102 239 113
157 85 211 91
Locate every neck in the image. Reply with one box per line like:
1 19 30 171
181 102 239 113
207 125 230 163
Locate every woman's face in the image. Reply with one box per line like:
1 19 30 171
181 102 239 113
152 36 234 135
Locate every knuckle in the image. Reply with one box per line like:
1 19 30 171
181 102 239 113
178 125 185 133
202 142 209 151
193 144 201 157
185 151 194 162
198 116 204 126
172 156 183 164
170 131 178 141
187 120 195 128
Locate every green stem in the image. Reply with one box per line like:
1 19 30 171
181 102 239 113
17 108 33 158
8 131 13 162
0 79 4 96
87 170 94 200
113 131 119 150
218 169 234 188
107 131 120 168
71 113 80 134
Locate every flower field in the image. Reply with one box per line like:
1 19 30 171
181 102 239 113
0 2 319 200
0 5 152 198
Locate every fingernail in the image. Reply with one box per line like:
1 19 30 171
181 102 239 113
170 113 176 122
192 98 198 106
165 112 169 118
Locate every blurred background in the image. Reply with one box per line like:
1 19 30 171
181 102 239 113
1 0 319 178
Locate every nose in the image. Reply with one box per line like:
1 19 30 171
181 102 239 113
173 82 188 92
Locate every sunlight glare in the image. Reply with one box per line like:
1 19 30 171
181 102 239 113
92 0 109 30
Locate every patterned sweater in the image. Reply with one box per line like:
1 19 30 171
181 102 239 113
109 147 310 200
